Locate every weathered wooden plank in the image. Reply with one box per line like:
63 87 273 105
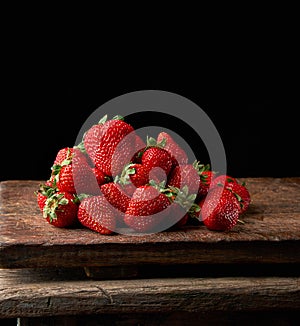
16 312 300 326
0 268 299 318
0 178 300 268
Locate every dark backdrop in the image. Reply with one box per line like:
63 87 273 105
1 21 298 181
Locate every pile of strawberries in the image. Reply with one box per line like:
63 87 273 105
36 114 251 234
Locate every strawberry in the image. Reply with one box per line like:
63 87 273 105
131 135 146 163
83 115 135 176
36 181 56 211
141 138 173 182
119 163 149 188
124 185 171 233
92 167 109 187
200 187 240 231
167 164 200 195
226 182 251 213
198 170 215 198
100 182 133 214
42 191 79 228
167 161 213 198
167 203 189 228
157 131 188 166
78 196 116 235
53 147 74 165
51 148 105 195
165 185 200 229
210 174 237 189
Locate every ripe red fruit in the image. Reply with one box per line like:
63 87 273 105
201 187 240 231
36 181 56 211
226 182 251 213
51 148 105 195
210 174 237 189
157 132 188 166
100 182 133 214
42 192 79 228
168 164 200 195
124 185 171 232
84 115 135 176
131 135 146 163
53 147 74 165
92 167 109 187
167 161 213 198
166 203 189 228
198 170 215 198
78 196 116 235
141 147 173 180
119 163 149 188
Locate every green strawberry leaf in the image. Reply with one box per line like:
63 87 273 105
74 141 86 153
233 192 242 202
157 137 166 148
146 136 158 147
76 193 91 202
112 115 124 121
98 114 108 124
58 198 69 205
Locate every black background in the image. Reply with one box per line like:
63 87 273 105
1 13 299 181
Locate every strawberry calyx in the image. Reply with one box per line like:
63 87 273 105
96 114 124 126
148 179 168 191
74 141 86 154
77 193 91 202
192 160 211 182
43 193 69 222
226 187 246 211
112 115 124 121
98 114 108 124
146 136 166 148
116 163 136 186
166 185 200 214
35 182 57 198
50 148 74 185
43 192 79 222
135 136 167 161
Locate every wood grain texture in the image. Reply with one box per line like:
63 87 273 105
0 178 300 267
0 268 299 318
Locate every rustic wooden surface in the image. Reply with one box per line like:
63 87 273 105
0 178 300 268
0 268 299 318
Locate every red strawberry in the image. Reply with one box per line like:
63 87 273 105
200 187 240 231
198 170 215 198
165 185 199 229
226 182 251 213
131 135 146 163
141 144 173 182
93 167 109 187
119 163 149 188
167 161 213 198
124 185 171 232
100 182 133 214
53 147 74 165
157 132 188 166
36 181 56 211
42 191 79 228
84 115 135 176
210 174 237 189
167 203 189 228
78 196 116 235
167 164 200 195
51 148 104 195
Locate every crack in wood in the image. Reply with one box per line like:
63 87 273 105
95 285 114 304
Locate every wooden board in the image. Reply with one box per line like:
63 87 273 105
0 178 300 268
0 268 299 318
